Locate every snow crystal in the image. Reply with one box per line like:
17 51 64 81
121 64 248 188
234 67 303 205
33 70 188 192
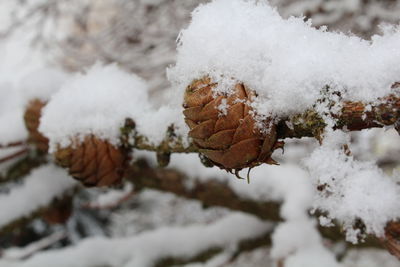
304 130 400 240
39 63 152 152
168 0 400 118
0 164 76 228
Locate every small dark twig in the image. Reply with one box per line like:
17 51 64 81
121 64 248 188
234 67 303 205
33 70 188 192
0 141 26 149
0 148 28 164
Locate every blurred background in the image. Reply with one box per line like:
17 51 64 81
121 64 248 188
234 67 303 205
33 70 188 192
1 0 400 266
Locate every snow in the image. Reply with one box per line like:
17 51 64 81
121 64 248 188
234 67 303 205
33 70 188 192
271 219 340 267
139 150 311 205
0 213 270 267
0 17 60 146
109 189 229 237
168 0 400 119
168 0 400 243
0 82 27 145
342 249 400 267
2 231 67 260
1 0 400 265
39 63 152 152
0 164 76 228
88 183 133 208
135 105 187 146
39 63 188 152
136 150 340 264
19 67 70 106
0 67 69 146
304 130 400 241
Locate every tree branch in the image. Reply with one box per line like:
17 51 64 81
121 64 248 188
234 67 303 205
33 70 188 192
126 158 281 221
279 94 400 139
0 148 28 164
127 93 400 153
0 154 47 185
126 158 382 249
155 232 272 267
0 141 26 149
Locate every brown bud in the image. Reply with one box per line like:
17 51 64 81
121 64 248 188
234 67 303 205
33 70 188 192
23 99 49 153
183 77 283 172
381 221 400 260
54 135 128 187
43 195 73 225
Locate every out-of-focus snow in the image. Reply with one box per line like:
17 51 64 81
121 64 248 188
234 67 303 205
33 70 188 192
169 0 400 119
19 68 70 106
137 149 338 263
342 249 400 267
0 10 63 146
109 189 229 237
0 213 270 267
0 83 27 145
139 150 311 206
0 66 70 146
272 219 340 267
88 183 133 208
0 164 76 228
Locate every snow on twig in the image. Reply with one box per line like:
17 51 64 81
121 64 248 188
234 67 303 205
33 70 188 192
1 231 67 260
0 164 76 229
0 213 270 267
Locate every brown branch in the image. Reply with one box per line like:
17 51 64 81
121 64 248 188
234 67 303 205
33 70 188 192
82 190 135 210
0 154 47 185
126 158 281 222
0 148 28 164
278 94 400 139
155 232 272 267
0 190 76 235
128 94 400 153
125 158 382 249
381 221 400 260
0 141 26 149
1 231 67 260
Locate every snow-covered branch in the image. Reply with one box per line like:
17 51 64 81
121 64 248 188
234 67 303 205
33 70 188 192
3 0 400 265
0 165 76 232
0 213 270 267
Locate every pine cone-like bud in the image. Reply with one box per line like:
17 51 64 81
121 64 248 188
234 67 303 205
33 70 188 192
183 77 283 171
43 195 73 225
382 222 400 260
23 99 49 152
54 135 127 187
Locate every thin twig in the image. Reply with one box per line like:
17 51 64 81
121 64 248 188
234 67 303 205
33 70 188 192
0 148 28 164
0 141 26 148
82 190 135 210
0 231 67 260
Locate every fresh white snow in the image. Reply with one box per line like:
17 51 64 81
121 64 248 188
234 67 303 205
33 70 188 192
169 0 400 119
0 164 76 228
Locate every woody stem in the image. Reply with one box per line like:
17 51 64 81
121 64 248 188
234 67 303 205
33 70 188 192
127 93 400 153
